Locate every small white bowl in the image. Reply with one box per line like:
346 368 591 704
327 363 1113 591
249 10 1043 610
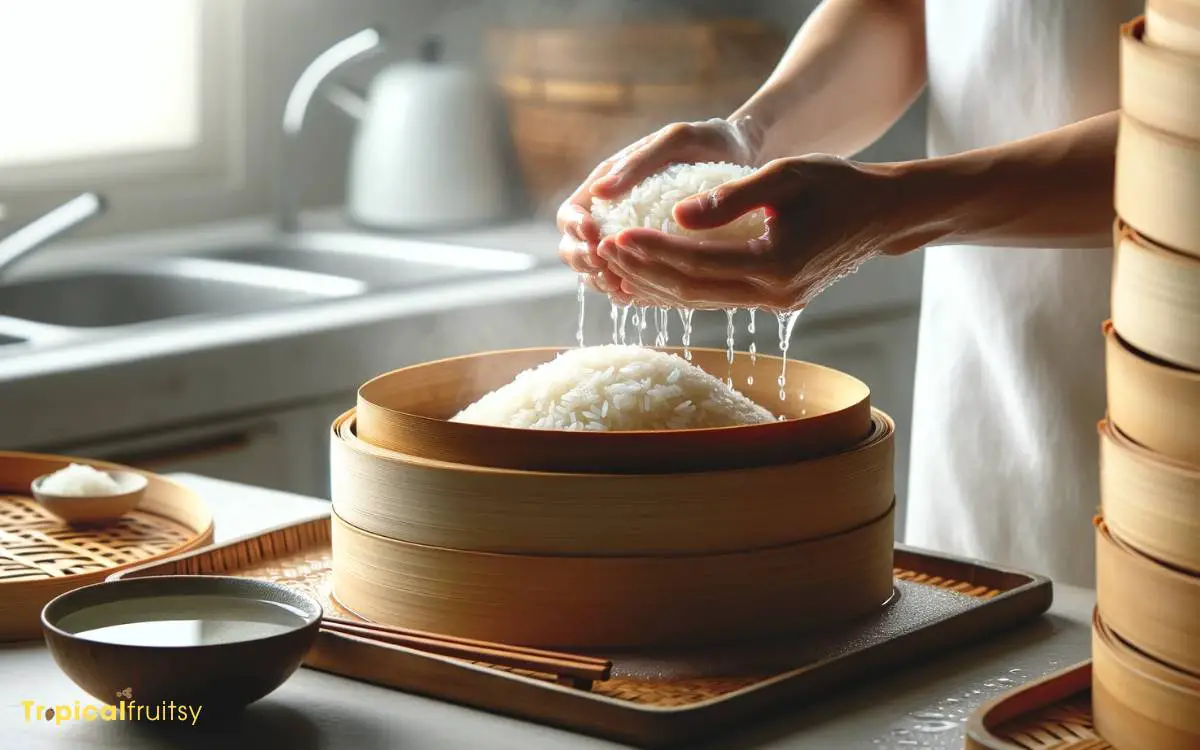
32 470 148 525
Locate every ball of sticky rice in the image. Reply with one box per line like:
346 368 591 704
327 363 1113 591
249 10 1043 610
450 345 776 431
590 161 767 242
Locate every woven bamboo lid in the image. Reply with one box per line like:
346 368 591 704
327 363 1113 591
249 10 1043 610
355 347 872 474
1111 221 1200 369
1094 516 1200 676
1092 607 1200 750
330 502 896 649
1100 419 1200 576
330 407 894 556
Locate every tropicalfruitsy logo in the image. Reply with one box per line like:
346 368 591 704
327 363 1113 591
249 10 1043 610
22 687 203 725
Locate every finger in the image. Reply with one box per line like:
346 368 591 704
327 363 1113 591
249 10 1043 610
605 246 769 309
558 235 599 273
672 161 796 230
593 126 728 199
610 227 772 279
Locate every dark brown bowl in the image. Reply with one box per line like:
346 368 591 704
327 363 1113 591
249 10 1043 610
41 575 321 717
356 346 872 474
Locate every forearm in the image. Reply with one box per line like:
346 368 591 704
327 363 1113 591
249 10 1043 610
890 111 1118 250
731 0 927 160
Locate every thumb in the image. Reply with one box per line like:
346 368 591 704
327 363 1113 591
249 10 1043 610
672 164 788 230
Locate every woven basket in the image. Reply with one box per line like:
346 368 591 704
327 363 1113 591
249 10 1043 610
484 20 786 209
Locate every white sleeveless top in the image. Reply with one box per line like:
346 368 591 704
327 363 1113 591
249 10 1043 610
904 0 1141 588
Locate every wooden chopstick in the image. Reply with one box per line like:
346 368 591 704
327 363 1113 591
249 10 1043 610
319 615 612 689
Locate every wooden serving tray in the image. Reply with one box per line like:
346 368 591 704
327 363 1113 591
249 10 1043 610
963 662 1108 749
111 513 1053 748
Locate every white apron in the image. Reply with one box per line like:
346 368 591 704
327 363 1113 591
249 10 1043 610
904 0 1141 588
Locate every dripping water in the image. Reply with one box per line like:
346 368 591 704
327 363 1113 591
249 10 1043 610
575 276 587 347
610 300 620 345
636 306 648 347
618 304 631 345
678 308 695 360
724 308 737 386
775 310 802 404
655 307 670 348
746 308 757 385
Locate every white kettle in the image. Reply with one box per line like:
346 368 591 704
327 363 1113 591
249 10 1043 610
303 31 514 232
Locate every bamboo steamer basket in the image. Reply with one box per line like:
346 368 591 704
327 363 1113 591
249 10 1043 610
1100 419 1200 575
484 20 785 205
1104 319 1200 465
330 407 893 555
1121 17 1200 141
330 502 896 649
1115 114 1200 259
1095 516 1200 676
1111 221 1200 369
1092 607 1200 750
1145 0 1200 54
355 347 872 475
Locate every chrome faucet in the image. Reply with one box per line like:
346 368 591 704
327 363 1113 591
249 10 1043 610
277 27 385 234
0 192 106 283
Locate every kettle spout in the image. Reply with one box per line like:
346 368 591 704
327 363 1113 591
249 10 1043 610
325 83 370 121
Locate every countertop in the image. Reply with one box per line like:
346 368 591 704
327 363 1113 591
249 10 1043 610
2 474 1094 750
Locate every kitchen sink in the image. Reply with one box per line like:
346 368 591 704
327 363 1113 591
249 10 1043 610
0 269 349 328
196 234 537 289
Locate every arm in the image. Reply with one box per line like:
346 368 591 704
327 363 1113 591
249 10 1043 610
888 110 1119 250
730 0 927 160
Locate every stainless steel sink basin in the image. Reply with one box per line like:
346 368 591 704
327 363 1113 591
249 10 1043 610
0 267 354 328
196 233 537 289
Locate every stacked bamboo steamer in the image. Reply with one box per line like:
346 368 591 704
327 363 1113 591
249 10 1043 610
1095 11 1200 748
328 346 898 649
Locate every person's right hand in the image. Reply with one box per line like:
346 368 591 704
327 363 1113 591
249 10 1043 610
556 116 766 295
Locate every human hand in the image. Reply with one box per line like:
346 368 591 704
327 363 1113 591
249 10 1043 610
556 116 766 295
596 155 922 311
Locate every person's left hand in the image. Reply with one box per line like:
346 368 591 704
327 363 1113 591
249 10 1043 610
596 155 927 311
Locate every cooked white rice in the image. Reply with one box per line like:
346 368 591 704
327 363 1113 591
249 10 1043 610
590 161 768 241
450 345 775 431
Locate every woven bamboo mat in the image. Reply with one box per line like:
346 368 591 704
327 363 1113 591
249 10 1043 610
989 697 1108 749
0 494 198 582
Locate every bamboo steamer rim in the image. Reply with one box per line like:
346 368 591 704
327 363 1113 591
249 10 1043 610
1111 220 1200 369
1093 606 1200 698
1115 115 1200 259
330 406 894 556
1092 607 1200 750
329 502 896 648
1121 16 1200 140
1099 415 1200 480
336 406 893 481
335 495 895 562
1103 317 1200 465
1094 515 1200 677
354 346 874 474
1145 0 1200 53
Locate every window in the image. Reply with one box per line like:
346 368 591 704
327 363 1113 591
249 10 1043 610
0 0 243 191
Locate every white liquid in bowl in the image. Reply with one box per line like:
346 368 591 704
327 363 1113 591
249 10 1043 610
56 595 311 647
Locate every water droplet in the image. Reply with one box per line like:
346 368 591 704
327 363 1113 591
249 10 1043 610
575 276 587 347
610 301 620 345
